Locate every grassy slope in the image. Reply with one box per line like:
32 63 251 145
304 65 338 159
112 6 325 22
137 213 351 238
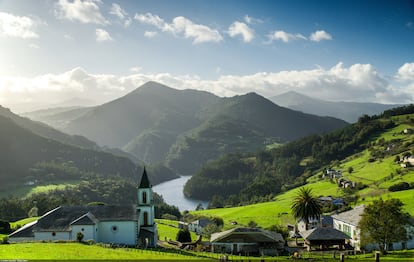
192 114 414 228
156 219 198 241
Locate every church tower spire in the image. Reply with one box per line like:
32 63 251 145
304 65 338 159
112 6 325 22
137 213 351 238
137 167 157 247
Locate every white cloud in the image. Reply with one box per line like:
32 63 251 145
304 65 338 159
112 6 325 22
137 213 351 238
144 31 157 38
244 15 262 24
309 30 332 42
396 63 414 81
268 30 307 43
134 12 223 44
228 21 255 42
2 63 413 113
55 0 108 25
109 3 127 20
134 12 165 28
0 12 40 38
95 28 112 42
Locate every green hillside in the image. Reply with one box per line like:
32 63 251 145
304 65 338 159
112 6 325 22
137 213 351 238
191 110 414 228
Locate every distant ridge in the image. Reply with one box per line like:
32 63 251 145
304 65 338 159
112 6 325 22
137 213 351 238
270 91 402 123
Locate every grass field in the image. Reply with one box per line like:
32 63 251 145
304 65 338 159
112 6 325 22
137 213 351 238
156 219 198 242
0 242 214 260
0 242 413 261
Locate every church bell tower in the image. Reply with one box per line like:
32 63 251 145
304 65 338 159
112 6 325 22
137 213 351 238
137 167 157 247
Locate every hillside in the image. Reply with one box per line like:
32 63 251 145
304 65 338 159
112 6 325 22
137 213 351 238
191 108 414 229
0 105 98 150
0 114 140 185
45 81 347 175
185 105 414 206
270 91 401 123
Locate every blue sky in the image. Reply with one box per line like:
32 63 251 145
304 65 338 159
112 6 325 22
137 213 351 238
0 0 414 112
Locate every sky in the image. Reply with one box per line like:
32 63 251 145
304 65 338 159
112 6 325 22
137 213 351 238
0 0 414 113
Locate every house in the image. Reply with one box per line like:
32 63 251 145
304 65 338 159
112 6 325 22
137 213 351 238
331 205 364 250
332 205 414 251
300 227 350 251
210 227 284 256
9 168 158 247
187 218 215 235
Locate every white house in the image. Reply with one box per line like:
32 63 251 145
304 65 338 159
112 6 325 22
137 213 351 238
187 219 215 235
332 205 414 251
9 168 158 247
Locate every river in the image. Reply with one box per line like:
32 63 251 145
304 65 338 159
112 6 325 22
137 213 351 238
152 176 209 211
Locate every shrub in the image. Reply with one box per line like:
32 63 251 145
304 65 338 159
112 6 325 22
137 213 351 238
176 229 191 243
76 232 84 242
388 182 411 192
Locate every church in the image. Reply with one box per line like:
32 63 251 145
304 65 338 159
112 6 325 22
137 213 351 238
9 168 158 247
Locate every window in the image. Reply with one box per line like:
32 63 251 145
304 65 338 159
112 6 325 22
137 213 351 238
343 224 352 237
144 212 148 226
142 191 147 204
111 225 118 232
51 232 56 236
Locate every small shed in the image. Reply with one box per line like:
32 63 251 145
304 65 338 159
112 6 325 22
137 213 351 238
300 227 350 251
210 227 285 256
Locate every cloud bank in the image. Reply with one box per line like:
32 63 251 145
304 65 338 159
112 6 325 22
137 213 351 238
1 63 413 113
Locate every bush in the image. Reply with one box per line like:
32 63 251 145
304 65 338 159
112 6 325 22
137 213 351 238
0 220 11 234
1 236 9 244
176 229 191 243
76 232 84 242
388 182 411 192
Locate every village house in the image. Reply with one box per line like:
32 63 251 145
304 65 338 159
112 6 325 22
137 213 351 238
210 227 284 256
332 205 414 251
9 168 158 247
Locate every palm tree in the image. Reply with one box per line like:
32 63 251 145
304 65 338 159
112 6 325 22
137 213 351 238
291 187 322 231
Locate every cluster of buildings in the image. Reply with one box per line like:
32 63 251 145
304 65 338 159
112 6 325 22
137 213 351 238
296 204 414 252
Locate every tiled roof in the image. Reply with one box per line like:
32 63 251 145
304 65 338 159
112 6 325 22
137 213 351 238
210 227 284 243
35 205 137 232
300 227 350 240
331 205 365 226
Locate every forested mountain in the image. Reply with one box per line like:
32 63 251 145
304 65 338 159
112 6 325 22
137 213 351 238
166 92 349 174
0 105 98 150
41 81 347 175
184 104 414 205
270 91 401 123
0 114 177 189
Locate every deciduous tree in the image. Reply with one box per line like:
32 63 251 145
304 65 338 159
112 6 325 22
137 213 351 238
359 198 412 253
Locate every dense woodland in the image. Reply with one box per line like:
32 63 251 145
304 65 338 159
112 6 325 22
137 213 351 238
184 105 414 207
0 177 180 222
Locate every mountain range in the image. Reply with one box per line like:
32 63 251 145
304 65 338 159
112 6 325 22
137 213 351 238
25 81 348 175
270 91 401 123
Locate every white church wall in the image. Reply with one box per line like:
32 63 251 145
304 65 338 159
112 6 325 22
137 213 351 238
35 231 70 241
71 225 96 241
98 221 137 245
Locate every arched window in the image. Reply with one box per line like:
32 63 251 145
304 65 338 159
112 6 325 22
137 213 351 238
142 191 147 204
144 212 148 226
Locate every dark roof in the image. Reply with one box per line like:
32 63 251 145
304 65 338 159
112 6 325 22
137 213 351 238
35 205 137 232
70 212 99 226
9 221 37 238
211 227 284 243
300 227 350 241
139 167 151 188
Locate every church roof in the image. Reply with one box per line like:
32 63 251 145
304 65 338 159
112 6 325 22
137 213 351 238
139 167 151 188
35 205 137 232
